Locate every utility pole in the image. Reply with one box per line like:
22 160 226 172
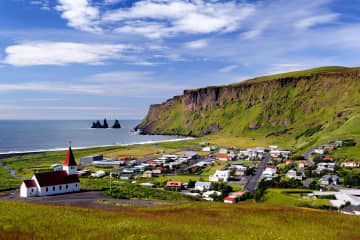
110 172 112 190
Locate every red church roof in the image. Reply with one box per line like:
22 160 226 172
34 171 79 187
23 179 37 188
63 146 77 166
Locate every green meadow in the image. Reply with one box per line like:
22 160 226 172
0 200 359 240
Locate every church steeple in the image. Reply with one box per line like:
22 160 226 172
63 146 77 175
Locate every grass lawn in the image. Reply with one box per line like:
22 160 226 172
0 166 22 191
263 188 330 208
152 175 205 184
200 161 228 175
327 144 360 162
0 200 359 240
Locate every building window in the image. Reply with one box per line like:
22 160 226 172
31 188 34 192
76 184 78 188
66 185 68 189
46 187 48 192
59 186 62 190
53 186 55 191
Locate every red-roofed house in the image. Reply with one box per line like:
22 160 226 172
324 157 334 161
166 181 182 191
224 196 237 204
286 160 294 165
216 155 234 161
341 161 359 168
20 146 80 198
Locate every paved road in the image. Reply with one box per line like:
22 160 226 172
242 153 270 192
0 189 179 209
304 140 335 166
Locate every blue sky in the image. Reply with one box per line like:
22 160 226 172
0 0 359 120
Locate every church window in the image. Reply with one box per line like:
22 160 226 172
53 186 55 191
46 187 48 192
66 185 68 189
59 186 62 190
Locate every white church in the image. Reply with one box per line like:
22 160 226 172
20 146 80 197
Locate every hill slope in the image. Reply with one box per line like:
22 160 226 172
137 66 360 149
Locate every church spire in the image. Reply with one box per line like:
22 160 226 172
63 146 77 167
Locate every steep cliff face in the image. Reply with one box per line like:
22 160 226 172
137 67 360 142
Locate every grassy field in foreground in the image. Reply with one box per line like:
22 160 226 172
0 201 359 240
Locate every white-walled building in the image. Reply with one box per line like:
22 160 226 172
20 147 80 198
209 170 230 182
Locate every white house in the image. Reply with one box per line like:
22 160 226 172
341 161 358 168
202 146 211 152
314 149 325 155
20 147 80 198
202 190 221 201
209 170 230 182
195 181 213 192
91 170 106 178
219 148 228 154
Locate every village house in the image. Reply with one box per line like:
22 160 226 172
263 165 277 180
166 181 182 191
219 148 228 154
202 146 211 152
195 181 213 192
224 196 237 204
209 170 231 182
286 160 294 165
297 161 305 168
319 175 338 186
20 147 80 198
216 154 234 161
202 190 221 201
341 161 359 168
91 170 105 178
341 205 360 215
314 149 325 155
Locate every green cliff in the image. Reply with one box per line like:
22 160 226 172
137 66 360 147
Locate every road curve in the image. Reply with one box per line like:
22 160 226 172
304 140 335 167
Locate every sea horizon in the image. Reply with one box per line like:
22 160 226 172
0 120 187 154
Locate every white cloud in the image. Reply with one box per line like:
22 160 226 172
55 0 102 33
86 71 153 82
185 39 208 49
219 65 238 73
295 13 340 30
0 71 188 97
0 82 104 94
0 105 125 111
24 98 64 102
2 41 134 66
266 64 308 75
104 0 256 38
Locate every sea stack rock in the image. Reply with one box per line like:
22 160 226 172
112 120 121 128
91 120 102 128
103 119 109 128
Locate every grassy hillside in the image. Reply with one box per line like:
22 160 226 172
1 201 359 239
137 66 360 150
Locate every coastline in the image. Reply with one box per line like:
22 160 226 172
0 137 195 160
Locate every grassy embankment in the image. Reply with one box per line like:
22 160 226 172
0 200 359 240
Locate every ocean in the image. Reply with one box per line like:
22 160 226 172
0 120 187 154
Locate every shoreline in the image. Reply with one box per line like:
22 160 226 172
0 137 195 160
